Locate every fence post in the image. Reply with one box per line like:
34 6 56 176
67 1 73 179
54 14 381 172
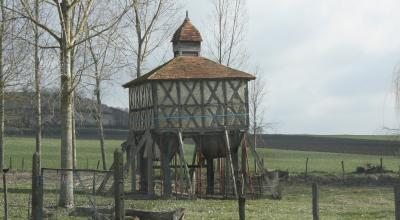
2 168 8 220
395 185 400 220
9 154 12 170
237 178 245 220
22 157 25 171
312 182 319 220
341 160 345 183
114 149 124 220
305 157 309 182
32 152 42 220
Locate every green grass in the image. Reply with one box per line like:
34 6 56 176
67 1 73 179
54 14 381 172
2 182 395 219
3 137 122 170
4 136 399 174
254 148 400 174
125 185 395 220
1 136 399 219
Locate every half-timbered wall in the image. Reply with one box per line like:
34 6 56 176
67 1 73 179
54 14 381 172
129 83 154 130
155 79 248 130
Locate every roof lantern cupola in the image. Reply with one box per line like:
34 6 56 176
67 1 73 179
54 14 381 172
171 11 202 57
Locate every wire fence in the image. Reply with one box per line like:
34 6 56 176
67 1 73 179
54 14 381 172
41 168 114 218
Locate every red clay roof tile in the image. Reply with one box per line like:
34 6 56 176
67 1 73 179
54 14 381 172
123 56 255 87
172 18 202 42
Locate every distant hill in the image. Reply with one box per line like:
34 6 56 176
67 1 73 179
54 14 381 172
4 90 129 133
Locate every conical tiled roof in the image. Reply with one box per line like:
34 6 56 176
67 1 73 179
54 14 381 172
171 13 202 42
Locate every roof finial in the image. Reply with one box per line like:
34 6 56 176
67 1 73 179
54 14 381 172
185 10 189 21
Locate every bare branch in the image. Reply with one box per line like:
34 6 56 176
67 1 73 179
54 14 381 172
15 0 61 41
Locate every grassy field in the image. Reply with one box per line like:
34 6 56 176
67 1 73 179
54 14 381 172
3 136 399 174
2 182 395 219
260 148 400 174
3 137 121 170
0 136 399 219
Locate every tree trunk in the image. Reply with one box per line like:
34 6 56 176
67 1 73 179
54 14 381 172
71 93 77 169
34 0 42 158
253 127 256 150
136 42 142 78
0 84 4 171
252 102 257 150
59 44 74 207
0 0 4 171
95 76 106 170
58 2 74 205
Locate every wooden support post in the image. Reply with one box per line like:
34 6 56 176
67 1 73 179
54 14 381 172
146 137 154 196
114 149 124 220
97 132 147 194
177 131 193 198
232 151 240 185
395 185 400 220
178 153 183 196
224 155 229 197
254 158 257 174
192 170 197 197
131 154 136 193
305 157 309 182
312 183 319 220
22 157 24 171
174 154 178 197
126 133 145 193
261 158 264 169
198 154 202 196
31 152 42 220
139 147 147 193
241 136 248 193
189 144 198 181
206 158 214 194
224 129 238 198
161 149 172 198
220 158 225 194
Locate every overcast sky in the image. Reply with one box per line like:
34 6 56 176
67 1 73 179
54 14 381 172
105 0 400 135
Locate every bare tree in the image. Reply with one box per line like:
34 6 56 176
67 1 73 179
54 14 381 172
207 0 248 68
393 64 400 115
33 0 42 157
0 0 30 170
249 66 269 150
13 0 129 207
125 0 181 78
86 28 124 170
